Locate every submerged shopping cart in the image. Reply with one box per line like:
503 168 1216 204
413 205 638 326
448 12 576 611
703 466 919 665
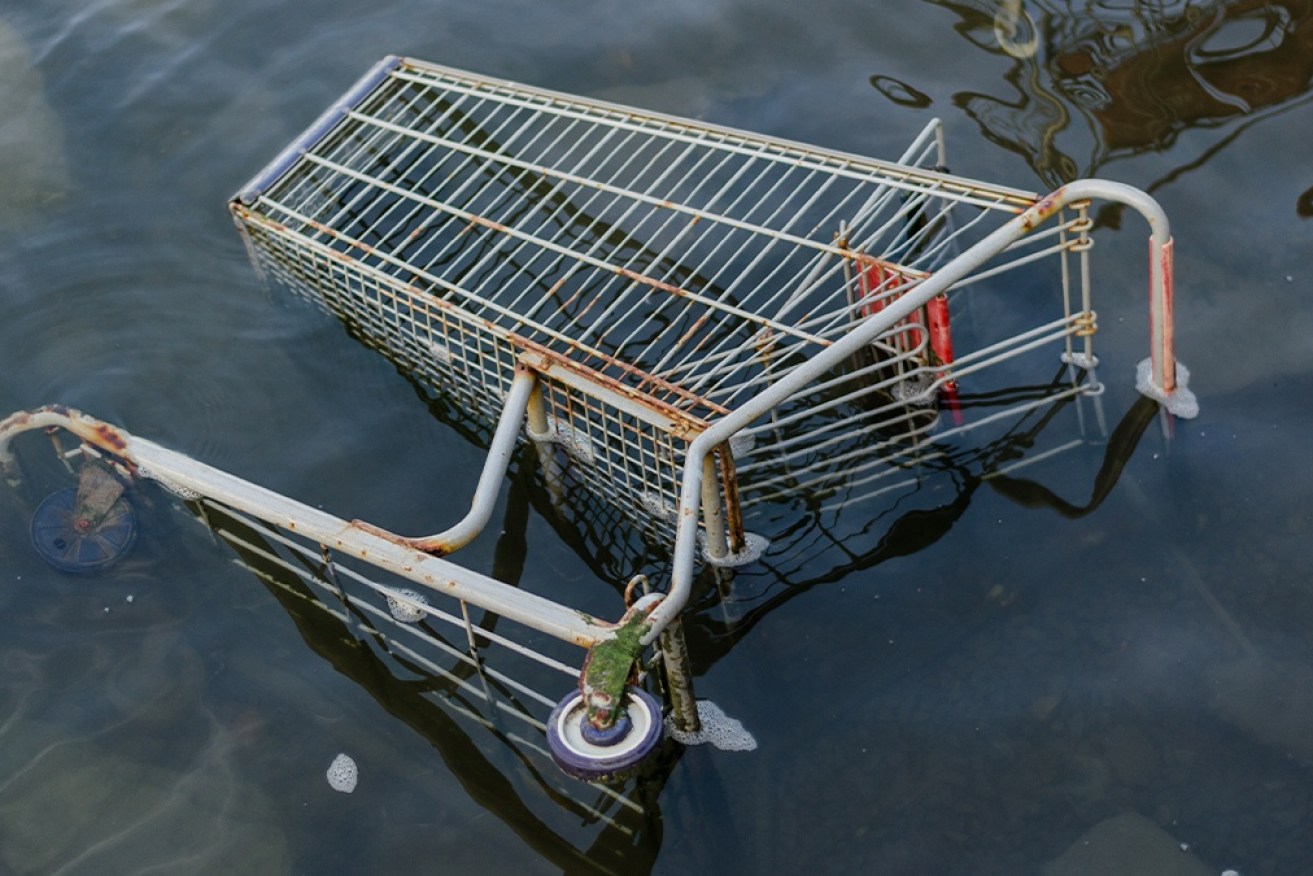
1 56 1196 782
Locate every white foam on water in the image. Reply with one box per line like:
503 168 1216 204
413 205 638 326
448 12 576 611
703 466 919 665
1136 357 1199 419
638 491 676 520
136 465 203 500
728 431 756 457
703 531 771 567
665 700 757 752
427 340 454 364
386 588 428 623
891 372 936 406
326 753 357 793
539 416 596 465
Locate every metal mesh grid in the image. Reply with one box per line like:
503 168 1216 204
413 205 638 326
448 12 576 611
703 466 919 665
733 209 1098 514
242 59 1036 403
194 497 651 824
531 376 686 543
233 56 1104 546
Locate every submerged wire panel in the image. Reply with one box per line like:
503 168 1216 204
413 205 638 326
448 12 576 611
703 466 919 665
232 56 1101 548
190 492 661 859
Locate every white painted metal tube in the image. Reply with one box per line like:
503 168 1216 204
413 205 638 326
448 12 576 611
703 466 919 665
0 405 609 647
642 179 1181 643
403 366 536 554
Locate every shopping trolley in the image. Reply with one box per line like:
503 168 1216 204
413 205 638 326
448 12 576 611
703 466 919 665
1 55 1196 783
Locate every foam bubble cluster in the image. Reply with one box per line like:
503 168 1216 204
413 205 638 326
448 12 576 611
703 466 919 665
553 421 596 465
136 465 203 500
703 531 771 567
386 588 429 623
427 340 454 364
638 491 676 521
535 416 596 465
327 753 358 793
665 700 757 752
1136 357 1199 419
728 431 756 457
891 372 936 406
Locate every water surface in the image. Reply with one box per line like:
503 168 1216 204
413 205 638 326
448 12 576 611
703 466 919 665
2 1 1311 873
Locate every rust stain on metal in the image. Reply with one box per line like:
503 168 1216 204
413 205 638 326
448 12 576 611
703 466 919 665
515 336 720 436
1 411 32 432
1022 187 1068 231
350 518 453 557
350 518 408 543
1158 236 1177 394
837 243 930 283
467 214 509 236
674 311 713 353
717 443 747 553
614 265 691 302
545 276 568 301
91 423 128 454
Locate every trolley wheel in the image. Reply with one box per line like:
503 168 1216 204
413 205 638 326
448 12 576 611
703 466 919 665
546 686 662 783
30 487 138 575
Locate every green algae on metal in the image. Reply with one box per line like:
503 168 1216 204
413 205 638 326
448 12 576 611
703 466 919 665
580 607 652 730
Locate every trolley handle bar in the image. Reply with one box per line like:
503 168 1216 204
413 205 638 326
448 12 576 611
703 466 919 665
645 179 1190 645
0 404 611 648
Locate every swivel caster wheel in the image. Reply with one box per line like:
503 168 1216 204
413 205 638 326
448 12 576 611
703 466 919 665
30 487 137 575
546 686 662 783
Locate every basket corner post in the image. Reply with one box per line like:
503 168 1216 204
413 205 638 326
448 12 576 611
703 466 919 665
1144 233 1199 420
1150 234 1176 394
659 614 701 734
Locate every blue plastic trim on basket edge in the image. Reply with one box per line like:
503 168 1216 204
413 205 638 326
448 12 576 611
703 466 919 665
233 54 404 206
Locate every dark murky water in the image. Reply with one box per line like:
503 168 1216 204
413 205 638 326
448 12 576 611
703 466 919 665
2 1 1311 873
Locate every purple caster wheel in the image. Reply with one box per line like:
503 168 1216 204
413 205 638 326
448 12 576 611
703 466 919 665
546 686 662 783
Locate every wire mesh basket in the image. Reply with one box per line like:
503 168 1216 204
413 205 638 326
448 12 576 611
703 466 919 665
230 57 1193 558
3 55 1196 785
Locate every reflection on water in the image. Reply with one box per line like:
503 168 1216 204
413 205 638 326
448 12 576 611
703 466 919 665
0 19 68 229
6 396 1142 876
874 0 1313 191
679 390 1157 679
0 551 292 872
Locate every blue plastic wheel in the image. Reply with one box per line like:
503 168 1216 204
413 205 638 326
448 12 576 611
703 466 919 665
546 686 662 783
30 487 138 575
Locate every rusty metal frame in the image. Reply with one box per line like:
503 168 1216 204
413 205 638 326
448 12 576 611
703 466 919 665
644 177 1196 644
1 59 1199 753
228 56 1053 556
0 179 1195 724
